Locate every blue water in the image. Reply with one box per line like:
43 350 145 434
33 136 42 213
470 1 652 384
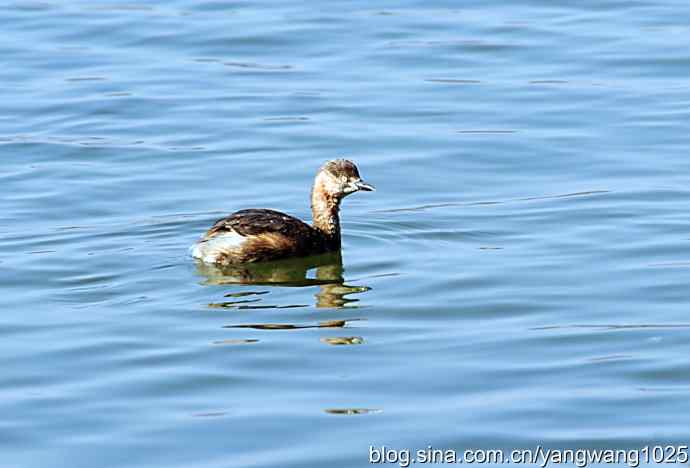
3 1 690 466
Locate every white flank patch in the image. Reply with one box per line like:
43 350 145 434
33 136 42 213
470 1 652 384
190 230 247 263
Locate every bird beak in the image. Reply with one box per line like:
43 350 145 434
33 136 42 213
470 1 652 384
355 179 376 192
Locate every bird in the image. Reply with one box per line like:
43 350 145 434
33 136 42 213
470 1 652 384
191 159 374 265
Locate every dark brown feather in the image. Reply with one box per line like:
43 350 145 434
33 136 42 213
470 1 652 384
207 209 310 237
203 209 338 263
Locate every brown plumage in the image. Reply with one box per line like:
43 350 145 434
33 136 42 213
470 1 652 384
191 159 374 265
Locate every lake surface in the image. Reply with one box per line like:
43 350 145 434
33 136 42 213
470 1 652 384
2 1 690 466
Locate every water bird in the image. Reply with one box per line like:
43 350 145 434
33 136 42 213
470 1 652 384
191 159 374 264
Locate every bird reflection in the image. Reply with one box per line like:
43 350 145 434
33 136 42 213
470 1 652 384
195 251 370 308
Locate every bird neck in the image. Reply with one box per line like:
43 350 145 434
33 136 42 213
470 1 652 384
311 182 341 245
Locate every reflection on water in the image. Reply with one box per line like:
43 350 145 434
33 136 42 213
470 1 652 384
223 318 363 331
195 252 371 309
209 301 308 310
192 411 228 418
212 339 260 346
197 254 369 340
324 408 382 416
223 291 270 298
320 336 365 346
195 252 345 286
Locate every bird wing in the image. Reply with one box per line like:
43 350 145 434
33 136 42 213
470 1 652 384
205 209 315 239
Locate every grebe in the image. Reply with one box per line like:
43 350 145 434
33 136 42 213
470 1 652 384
191 159 374 265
